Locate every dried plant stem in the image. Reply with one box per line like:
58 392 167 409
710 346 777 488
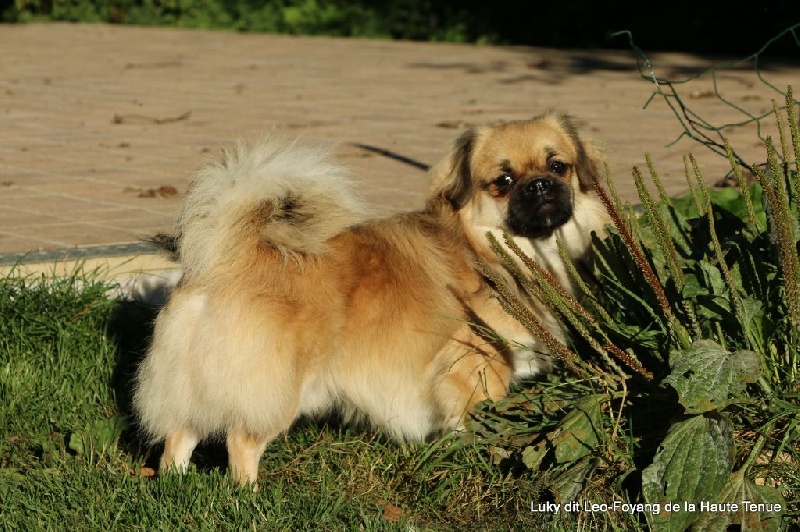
485 232 627 382
604 163 624 209
786 87 800 207
475 258 588 379
724 139 759 229
689 155 747 336
592 181 690 348
646 154 671 206
482 233 557 318
557 238 659 377
632 165 685 292
756 139 800 326
608 378 628 447
556 240 614 325
681 299 702 338
604 344 653 381
683 155 705 215
773 98 791 167
499 233 595 328
497 232 653 381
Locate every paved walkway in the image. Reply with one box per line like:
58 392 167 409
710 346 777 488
1 23 798 265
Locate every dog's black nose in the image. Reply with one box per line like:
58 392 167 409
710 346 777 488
523 178 554 198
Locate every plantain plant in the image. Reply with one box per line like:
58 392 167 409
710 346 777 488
472 88 799 531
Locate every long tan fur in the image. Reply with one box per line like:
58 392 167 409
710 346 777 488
133 113 609 487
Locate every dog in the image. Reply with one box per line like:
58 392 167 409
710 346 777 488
133 112 609 486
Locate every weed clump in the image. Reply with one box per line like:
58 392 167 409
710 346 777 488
472 91 799 531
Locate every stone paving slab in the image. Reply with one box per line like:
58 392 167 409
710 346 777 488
1 22 798 258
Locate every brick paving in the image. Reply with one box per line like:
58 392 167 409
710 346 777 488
2 22 798 258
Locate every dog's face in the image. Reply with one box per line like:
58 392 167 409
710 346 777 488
429 112 602 241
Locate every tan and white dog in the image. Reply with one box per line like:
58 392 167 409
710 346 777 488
133 112 609 486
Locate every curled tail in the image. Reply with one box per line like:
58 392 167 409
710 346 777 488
177 137 366 280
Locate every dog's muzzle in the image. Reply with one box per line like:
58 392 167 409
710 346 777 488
506 178 573 239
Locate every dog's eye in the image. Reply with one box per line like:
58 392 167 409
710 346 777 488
490 174 515 195
494 174 514 188
549 160 568 175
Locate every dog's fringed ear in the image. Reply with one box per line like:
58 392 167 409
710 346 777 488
554 113 604 192
428 129 477 210
575 139 604 192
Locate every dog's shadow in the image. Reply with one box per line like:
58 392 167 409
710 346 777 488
108 280 229 473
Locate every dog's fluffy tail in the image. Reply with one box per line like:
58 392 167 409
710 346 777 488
177 137 366 280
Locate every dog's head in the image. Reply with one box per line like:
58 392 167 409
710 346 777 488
429 112 604 241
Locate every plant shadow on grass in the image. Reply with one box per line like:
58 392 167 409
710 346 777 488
106 296 229 474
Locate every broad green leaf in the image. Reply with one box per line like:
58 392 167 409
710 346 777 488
665 339 761 414
739 296 767 350
693 468 786 531
593 231 670 330
66 417 124 458
699 261 728 297
681 272 706 299
712 187 760 223
521 441 548 470
738 296 764 325
669 191 703 220
549 395 603 464
670 185 766 231
694 293 734 322
550 456 598 504
642 414 734 532
67 431 85 456
94 416 125 453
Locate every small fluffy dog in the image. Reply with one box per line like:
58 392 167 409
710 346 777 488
133 112 609 486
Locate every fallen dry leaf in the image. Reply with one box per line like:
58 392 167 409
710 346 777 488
134 466 156 478
435 120 468 129
124 185 179 198
112 110 191 125
382 502 404 522
689 89 715 99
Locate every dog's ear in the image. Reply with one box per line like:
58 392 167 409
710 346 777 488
553 113 604 192
428 129 477 210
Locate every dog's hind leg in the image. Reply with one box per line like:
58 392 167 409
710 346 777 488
226 428 278 488
160 427 201 474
